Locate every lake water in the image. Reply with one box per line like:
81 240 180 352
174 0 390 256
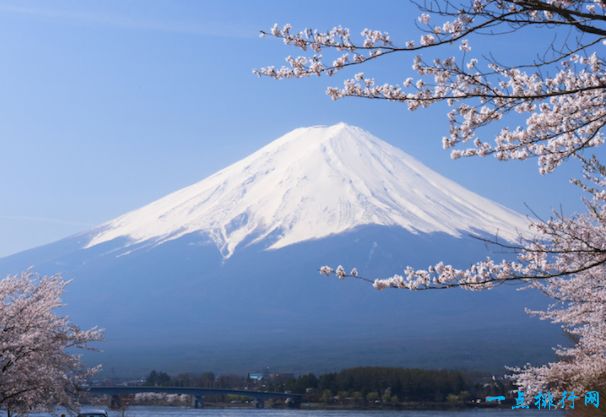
6 408 551 417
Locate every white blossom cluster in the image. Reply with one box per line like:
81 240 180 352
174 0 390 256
0 271 103 413
256 0 606 174
324 54 606 173
134 393 190 405
511 262 606 394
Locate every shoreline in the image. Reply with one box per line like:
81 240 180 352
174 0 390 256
94 402 508 411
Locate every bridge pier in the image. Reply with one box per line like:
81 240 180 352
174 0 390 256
192 394 204 409
254 398 265 409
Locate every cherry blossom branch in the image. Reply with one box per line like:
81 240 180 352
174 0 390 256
319 255 606 291
256 1 606 173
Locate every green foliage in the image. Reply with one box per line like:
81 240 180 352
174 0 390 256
366 391 379 402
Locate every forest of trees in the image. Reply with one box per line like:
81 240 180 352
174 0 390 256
143 367 509 405
276 367 470 401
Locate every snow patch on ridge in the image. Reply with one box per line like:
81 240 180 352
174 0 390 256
85 123 530 258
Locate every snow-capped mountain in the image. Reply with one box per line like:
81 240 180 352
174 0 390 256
0 123 559 376
87 123 528 258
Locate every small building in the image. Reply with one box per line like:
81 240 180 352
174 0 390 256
248 372 265 382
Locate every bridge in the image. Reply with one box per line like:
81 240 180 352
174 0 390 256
87 386 303 409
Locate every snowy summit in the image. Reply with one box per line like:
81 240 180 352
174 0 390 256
86 123 529 258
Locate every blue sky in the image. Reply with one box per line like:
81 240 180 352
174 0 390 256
0 0 590 257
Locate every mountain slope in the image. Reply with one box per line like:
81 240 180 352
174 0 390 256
0 123 558 376
87 123 529 258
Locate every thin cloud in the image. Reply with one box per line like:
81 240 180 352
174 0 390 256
0 3 256 39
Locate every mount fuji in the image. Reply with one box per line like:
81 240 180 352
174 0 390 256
0 123 562 375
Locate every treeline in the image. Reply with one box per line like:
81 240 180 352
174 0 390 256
266 367 489 403
143 366 509 404
145 370 243 388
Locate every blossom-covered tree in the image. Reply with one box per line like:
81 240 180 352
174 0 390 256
257 0 606 398
0 271 103 416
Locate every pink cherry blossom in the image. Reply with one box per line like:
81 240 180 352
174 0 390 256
0 271 103 414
